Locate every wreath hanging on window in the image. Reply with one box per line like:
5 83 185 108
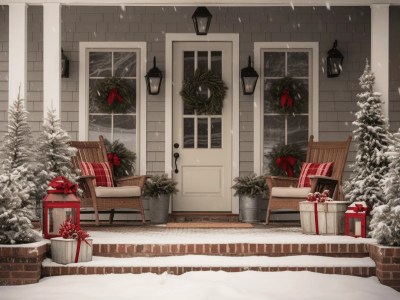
268 77 307 115
91 77 134 113
266 143 306 177
180 68 228 115
103 138 136 180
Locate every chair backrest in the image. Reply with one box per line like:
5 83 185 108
70 135 113 177
306 135 352 185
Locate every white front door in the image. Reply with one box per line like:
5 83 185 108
172 42 233 211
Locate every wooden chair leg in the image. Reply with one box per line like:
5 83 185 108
109 209 115 224
94 208 100 226
265 197 273 225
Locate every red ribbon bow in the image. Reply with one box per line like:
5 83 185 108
107 153 121 167
48 176 77 194
280 89 294 108
59 217 91 263
107 88 123 105
276 155 297 177
351 204 368 213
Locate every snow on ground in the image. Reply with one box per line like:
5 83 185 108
1 271 398 300
87 227 375 244
42 255 375 268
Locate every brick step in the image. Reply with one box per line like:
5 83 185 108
92 242 370 258
41 255 376 277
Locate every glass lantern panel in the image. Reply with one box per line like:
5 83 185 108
48 208 77 236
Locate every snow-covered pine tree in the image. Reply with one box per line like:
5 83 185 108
370 128 400 246
0 97 38 244
344 61 391 209
34 109 78 216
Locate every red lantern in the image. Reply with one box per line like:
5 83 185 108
344 201 369 238
42 176 80 239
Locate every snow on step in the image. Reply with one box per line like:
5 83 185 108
42 255 375 268
88 228 375 245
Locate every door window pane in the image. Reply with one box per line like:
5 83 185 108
197 118 208 148
184 118 194 148
211 51 222 78
211 118 222 148
198 51 208 72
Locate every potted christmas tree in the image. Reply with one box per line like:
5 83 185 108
232 174 268 223
144 174 178 224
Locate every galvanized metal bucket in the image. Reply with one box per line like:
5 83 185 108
149 194 170 224
239 195 260 223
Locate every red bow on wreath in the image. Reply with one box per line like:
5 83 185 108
107 153 121 167
276 155 297 177
280 89 293 108
107 88 123 105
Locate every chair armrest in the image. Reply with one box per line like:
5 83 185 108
265 175 299 190
116 175 147 188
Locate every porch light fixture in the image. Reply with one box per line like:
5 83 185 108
240 56 259 95
327 40 344 78
145 56 163 95
61 49 69 78
192 6 212 35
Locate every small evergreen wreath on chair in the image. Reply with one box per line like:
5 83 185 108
268 77 307 115
103 138 136 180
180 69 228 115
91 77 135 113
266 143 306 177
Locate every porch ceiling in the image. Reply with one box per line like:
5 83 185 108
1 0 399 7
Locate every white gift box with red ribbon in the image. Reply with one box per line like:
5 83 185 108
300 201 350 235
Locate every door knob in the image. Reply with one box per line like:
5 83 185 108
173 152 180 174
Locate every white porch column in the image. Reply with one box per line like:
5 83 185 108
43 3 61 117
8 3 27 106
371 4 389 119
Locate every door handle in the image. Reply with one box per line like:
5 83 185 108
173 153 180 174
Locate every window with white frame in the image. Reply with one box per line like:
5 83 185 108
262 49 312 174
87 50 138 158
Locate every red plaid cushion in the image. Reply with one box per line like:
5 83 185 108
79 162 113 187
297 162 334 188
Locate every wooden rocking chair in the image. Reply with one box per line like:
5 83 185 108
70 136 146 225
264 135 352 224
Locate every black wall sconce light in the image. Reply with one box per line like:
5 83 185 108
61 48 69 78
145 57 163 95
327 40 344 78
192 7 212 35
241 56 259 95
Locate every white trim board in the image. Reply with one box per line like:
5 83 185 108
253 42 319 176
78 42 147 175
165 33 240 214
3 0 400 7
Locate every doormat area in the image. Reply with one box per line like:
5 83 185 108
165 222 253 228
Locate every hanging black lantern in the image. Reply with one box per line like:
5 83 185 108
327 40 344 78
145 57 163 95
241 56 259 95
192 7 212 35
61 49 69 78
